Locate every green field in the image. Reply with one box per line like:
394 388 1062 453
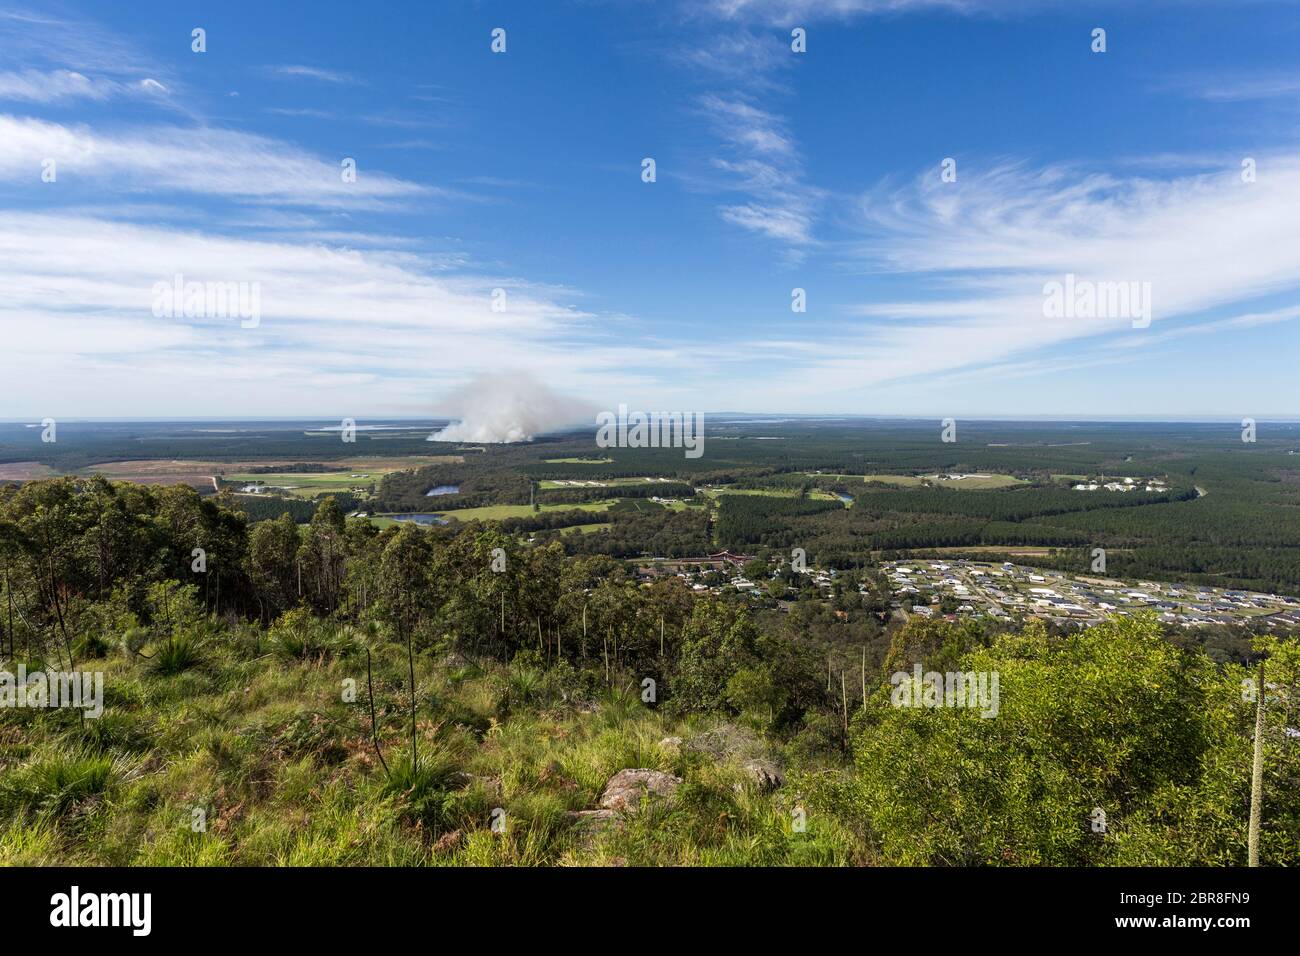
702 487 795 498
800 472 925 487
800 472 1025 490
227 471 382 497
704 487 842 502
538 476 674 489
374 499 617 525
559 521 613 534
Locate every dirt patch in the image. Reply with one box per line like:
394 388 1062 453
0 461 57 481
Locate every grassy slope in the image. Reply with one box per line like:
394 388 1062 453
0 632 853 866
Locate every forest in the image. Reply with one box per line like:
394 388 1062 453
0 475 1296 866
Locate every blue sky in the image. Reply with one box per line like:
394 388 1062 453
1 0 1299 420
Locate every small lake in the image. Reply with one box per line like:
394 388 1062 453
392 514 450 525
425 485 460 497
835 493 854 505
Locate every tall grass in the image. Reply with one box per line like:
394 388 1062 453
0 618 830 866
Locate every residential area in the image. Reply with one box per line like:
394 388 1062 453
634 551 1300 631
881 559 1300 629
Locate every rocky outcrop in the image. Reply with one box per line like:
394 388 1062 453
599 769 683 812
567 768 683 832
741 760 785 792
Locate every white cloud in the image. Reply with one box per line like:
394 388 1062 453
0 69 169 103
704 0 1003 21
1172 72 1300 102
272 65 356 84
0 114 437 208
0 211 679 417
697 93 823 256
710 153 1300 409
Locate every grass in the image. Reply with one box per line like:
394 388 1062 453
559 522 613 535
148 633 205 675
0 624 848 866
702 488 801 498
702 488 844 503
796 472 1026 490
376 500 618 525
539 477 679 489
226 472 380 498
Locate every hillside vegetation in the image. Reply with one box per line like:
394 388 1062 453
0 478 1297 865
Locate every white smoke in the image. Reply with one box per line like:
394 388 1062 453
429 371 596 444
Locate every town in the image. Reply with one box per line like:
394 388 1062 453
636 552 1300 630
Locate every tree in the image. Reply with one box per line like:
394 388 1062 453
246 513 299 622
671 601 758 713
834 615 1300 865
378 525 434 769
299 497 347 612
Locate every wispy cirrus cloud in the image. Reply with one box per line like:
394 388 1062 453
702 0 1010 21
1160 71 1300 103
0 68 170 103
0 211 674 416
271 64 356 84
0 114 439 208
265 106 333 119
701 95 824 253
684 32 823 259
710 152 1300 409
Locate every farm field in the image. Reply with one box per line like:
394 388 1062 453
801 472 1026 489
225 472 379 497
539 476 677 489
801 472 926 486
376 499 618 525
703 487 843 502
919 473 1027 489
49 455 464 489
559 521 612 534
0 461 58 481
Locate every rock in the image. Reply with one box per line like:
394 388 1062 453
598 769 682 813
658 736 682 753
741 760 785 792
568 808 619 829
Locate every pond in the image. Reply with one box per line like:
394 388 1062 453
391 514 450 525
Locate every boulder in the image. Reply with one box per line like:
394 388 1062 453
598 768 682 813
741 760 785 792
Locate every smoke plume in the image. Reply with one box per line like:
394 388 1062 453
429 371 595 443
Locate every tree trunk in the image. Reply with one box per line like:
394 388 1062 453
367 647 390 777
1249 659 1266 867
405 616 418 772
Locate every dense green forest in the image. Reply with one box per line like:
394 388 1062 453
1 476 1296 866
